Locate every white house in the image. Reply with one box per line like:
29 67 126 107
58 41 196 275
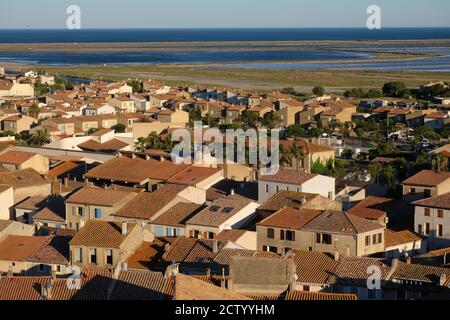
258 170 335 203
0 185 14 220
412 192 450 249
83 103 116 116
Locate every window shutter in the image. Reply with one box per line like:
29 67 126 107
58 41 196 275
280 230 285 240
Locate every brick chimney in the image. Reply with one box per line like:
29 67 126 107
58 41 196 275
121 221 128 237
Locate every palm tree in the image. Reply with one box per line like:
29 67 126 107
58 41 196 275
368 162 383 184
433 154 448 173
382 165 396 187
290 141 305 172
29 129 49 146
28 104 40 119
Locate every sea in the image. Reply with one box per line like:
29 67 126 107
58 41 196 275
0 28 449 71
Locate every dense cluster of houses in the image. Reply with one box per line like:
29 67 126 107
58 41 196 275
0 69 449 300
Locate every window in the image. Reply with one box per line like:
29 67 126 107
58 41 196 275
75 248 82 263
410 188 416 195
267 228 275 239
317 233 332 245
56 265 61 272
265 185 269 193
373 234 377 245
377 233 382 244
424 189 431 198
268 246 278 253
418 224 423 235
276 185 279 193
303 286 310 292
154 226 163 237
90 249 97 264
38 264 45 272
365 236 371 246
438 225 443 237
94 208 102 219
424 208 431 217
438 210 444 218
173 228 179 237
208 232 215 239
286 230 295 242
425 223 430 235
106 250 113 265
72 206 83 216
280 230 285 240
166 228 173 237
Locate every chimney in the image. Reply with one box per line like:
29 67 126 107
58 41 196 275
212 240 219 254
64 177 69 187
230 188 235 196
206 268 211 277
406 256 412 264
439 274 447 287
121 221 128 237
334 250 340 261
301 195 307 205
220 268 226 288
122 262 128 272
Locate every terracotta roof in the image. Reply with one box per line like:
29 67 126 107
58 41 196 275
77 139 129 152
0 150 39 165
259 170 318 185
126 238 175 271
215 230 248 243
329 257 392 285
412 192 450 210
167 167 222 186
285 291 357 301
162 237 198 263
84 157 190 184
186 194 254 227
280 139 334 154
292 250 338 284
69 220 136 248
33 207 66 223
302 210 385 235
66 187 137 207
425 112 448 119
391 262 450 284
0 168 50 188
384 230 422 248
257 208 321 229
151 203 203 227
402 170 450 187
112 188 182 220
15 195 49 210
348 196 393 220
27 235 71 265
183 239 229 264
110 270 174 300
46 161 79 179
0 235 50 261
174 274 250 300
0 276 49 300
258 191 322 212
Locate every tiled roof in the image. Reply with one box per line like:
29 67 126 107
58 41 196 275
66 187 137 207
348 196 393 220
126 238 175 271
280 139 334 154
110 270 174 300
257 191 321 212
186 194 254 228
33 207 66 223
384 230 422 248
0 235 50 261
77 139 129 152
292 250 338 284
259 170 317 185
212 248 255 266
329 257 392 285
391 262 450 284
302 210 384 235
84 157 190 183
112 189 182 220
183 239 228 264
15 195 49 210
162 237 198 263
174 274 250 300
69 220 136 248
167 167 222 186
402 170 450 187
412 192 450 210
214 230 248 243
27 235 71 265
285 291 357 301
0 150 38 165
46 161 78 179
0 276 49 300
0 168 50 188
151 203 204 227
257 208 321 230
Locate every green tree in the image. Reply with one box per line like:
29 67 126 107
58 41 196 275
262 111 282 129
111 124 126 133
341 149 354 160
28 129 50 146
368 162 383 184
382 165 396 187
382 81 407 97
280 87 296 95
127 79 143 93
312 86 325 96
290 141 305 171
287 124 305 137
28 104 40 119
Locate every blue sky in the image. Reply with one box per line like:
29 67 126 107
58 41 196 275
1 0 449 29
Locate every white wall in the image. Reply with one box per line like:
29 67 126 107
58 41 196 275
0 187 14 220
